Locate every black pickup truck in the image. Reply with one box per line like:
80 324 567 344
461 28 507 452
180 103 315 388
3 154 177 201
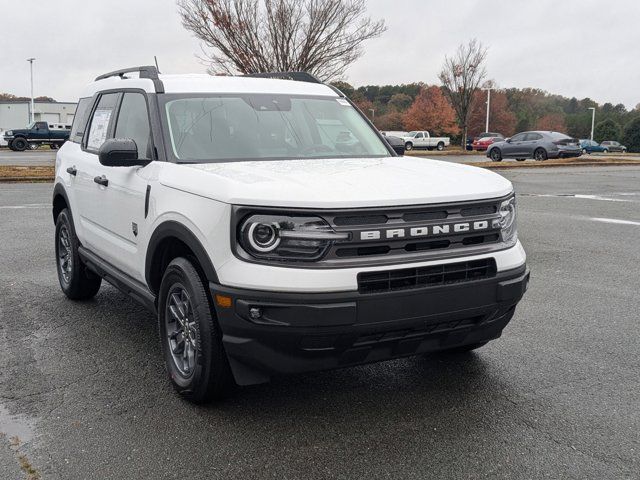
3 121 70 151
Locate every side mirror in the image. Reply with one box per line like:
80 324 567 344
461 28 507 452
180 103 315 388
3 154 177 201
98 138 148 167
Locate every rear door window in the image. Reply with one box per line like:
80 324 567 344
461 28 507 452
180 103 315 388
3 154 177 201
85 93 119 152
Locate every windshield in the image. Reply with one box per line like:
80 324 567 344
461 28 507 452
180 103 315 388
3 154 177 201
161 94 390 163
26 122 36 129
406 131 417 138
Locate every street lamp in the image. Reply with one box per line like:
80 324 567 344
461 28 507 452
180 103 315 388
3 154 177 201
27 58 35 123
588 107 596 142
369 108 375 122
483 87 492 132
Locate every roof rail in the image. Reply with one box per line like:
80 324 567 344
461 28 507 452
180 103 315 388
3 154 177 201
244 71 322 84
94 66 164 93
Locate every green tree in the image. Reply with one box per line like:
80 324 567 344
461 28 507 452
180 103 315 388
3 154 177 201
594 119 621 143
622 117 640 153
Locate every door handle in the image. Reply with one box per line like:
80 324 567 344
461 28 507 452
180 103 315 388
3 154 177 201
94 175 109 187
66 166 77 176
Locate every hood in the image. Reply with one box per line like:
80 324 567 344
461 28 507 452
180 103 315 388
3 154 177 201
159 157 513 208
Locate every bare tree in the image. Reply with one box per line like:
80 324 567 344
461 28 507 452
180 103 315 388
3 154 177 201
178 0 385 80
439 39 488 147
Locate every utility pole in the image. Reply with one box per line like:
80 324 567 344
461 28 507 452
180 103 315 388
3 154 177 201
27 58 35 123
369 108 375 123
483 87 492 132
588 107 596 141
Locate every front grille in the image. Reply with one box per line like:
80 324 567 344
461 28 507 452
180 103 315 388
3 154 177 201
357 258 497 294
321 197 507 265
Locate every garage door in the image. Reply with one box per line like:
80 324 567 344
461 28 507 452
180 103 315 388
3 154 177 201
41 113 60 123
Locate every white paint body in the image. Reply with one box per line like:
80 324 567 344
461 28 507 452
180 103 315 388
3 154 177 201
55 73 526 293
401 131 451 149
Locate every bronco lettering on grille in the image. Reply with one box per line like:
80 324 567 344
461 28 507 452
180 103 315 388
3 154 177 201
360 221 491 241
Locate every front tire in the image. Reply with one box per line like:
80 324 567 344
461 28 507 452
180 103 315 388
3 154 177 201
158 257 233 403
603 148 609 153
55 209 102 300
489 148 502 162
11 137 27 151
405 142 413 151
533 148 548 161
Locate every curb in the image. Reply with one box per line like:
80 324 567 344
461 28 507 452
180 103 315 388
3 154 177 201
465 161 640 170
0 176 54 183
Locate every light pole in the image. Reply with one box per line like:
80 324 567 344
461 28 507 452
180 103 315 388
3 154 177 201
27 58 35 123
369 108 375 123
588 107 596 142
483 86 492 132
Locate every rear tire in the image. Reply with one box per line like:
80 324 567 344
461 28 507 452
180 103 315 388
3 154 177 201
55 209 102 300
158 257 233 403
515 158 525 162
489 148 502 162
11 137 27 151
533 148 547 161
436 142 445 151
603 148 609 153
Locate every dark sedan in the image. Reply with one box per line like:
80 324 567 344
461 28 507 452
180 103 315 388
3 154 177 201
487 131 581 161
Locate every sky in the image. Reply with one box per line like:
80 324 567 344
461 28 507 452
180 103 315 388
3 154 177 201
0 0 638 108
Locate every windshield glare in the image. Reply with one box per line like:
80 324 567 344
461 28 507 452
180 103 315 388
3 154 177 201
162 94 390 163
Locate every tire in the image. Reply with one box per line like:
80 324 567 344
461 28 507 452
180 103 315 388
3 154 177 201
602 148 609 153
581 148 587 154
11 137 27 151
515 158 526 162
489 148 502 162
55 209 102 300
533 148 548 161
29 143 39 150
158 257 233 403
404 142 413 151
622 148 627 153
50 143 59 150
436 142 445 151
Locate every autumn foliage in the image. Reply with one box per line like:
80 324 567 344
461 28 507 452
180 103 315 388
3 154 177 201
535 113 567 132
468 90 517 137
403 86 459 136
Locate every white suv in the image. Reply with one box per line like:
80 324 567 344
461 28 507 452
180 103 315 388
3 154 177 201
53 66 529 403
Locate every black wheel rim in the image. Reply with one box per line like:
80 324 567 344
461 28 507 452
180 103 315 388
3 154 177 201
165 285 198 378
491 150 499 160
58 225 72 284
535 150 545 160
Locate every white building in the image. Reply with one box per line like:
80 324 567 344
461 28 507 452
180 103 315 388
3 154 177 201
0 101 77 131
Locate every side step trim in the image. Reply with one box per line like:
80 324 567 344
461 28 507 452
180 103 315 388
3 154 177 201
79 246 157 314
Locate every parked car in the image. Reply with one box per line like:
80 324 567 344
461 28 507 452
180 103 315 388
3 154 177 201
467 132 503 151
401 131 450 151
383 135 405 155
472 136 503 151
599 141 627 153
579 139 607 154
486 131 581 161
3 121 70 151
52 66 528 403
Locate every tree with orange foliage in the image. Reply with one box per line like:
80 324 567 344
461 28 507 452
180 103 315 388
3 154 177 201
535 113 567 132
468 90 516 137
403 86 459 136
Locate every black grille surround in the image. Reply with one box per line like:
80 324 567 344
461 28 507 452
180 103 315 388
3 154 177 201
232 194 513 269
357 258 497 294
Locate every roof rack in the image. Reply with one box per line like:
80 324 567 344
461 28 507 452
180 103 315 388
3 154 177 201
243 71 322 84
94 66 164 93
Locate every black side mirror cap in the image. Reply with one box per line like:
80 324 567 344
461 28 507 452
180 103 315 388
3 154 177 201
98 138 149 167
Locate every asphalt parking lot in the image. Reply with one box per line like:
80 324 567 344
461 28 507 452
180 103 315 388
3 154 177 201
1 166 639 479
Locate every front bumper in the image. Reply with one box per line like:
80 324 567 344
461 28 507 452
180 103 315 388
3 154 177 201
211 264 529 385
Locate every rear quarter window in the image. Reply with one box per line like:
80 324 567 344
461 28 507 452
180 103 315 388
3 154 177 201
69 97 93 144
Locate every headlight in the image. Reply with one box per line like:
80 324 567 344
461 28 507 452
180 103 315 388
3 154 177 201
492 195 517 245
5 131 12 136
238 214 349 261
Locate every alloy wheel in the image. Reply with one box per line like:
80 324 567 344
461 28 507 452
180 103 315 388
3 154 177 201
58 225 73 284
165 286 198 377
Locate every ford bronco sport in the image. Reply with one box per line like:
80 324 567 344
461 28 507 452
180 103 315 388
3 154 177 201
53 66 529 403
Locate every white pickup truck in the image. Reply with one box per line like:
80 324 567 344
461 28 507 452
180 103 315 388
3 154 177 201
402 131 450 151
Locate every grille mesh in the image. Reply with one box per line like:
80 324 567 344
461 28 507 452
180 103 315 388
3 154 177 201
358 258 497 294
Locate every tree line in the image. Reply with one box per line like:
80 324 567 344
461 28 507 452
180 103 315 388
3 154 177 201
332 81 640 149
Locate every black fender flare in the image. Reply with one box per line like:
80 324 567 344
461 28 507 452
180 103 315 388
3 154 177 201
52 182 71 224
145 221 219 291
